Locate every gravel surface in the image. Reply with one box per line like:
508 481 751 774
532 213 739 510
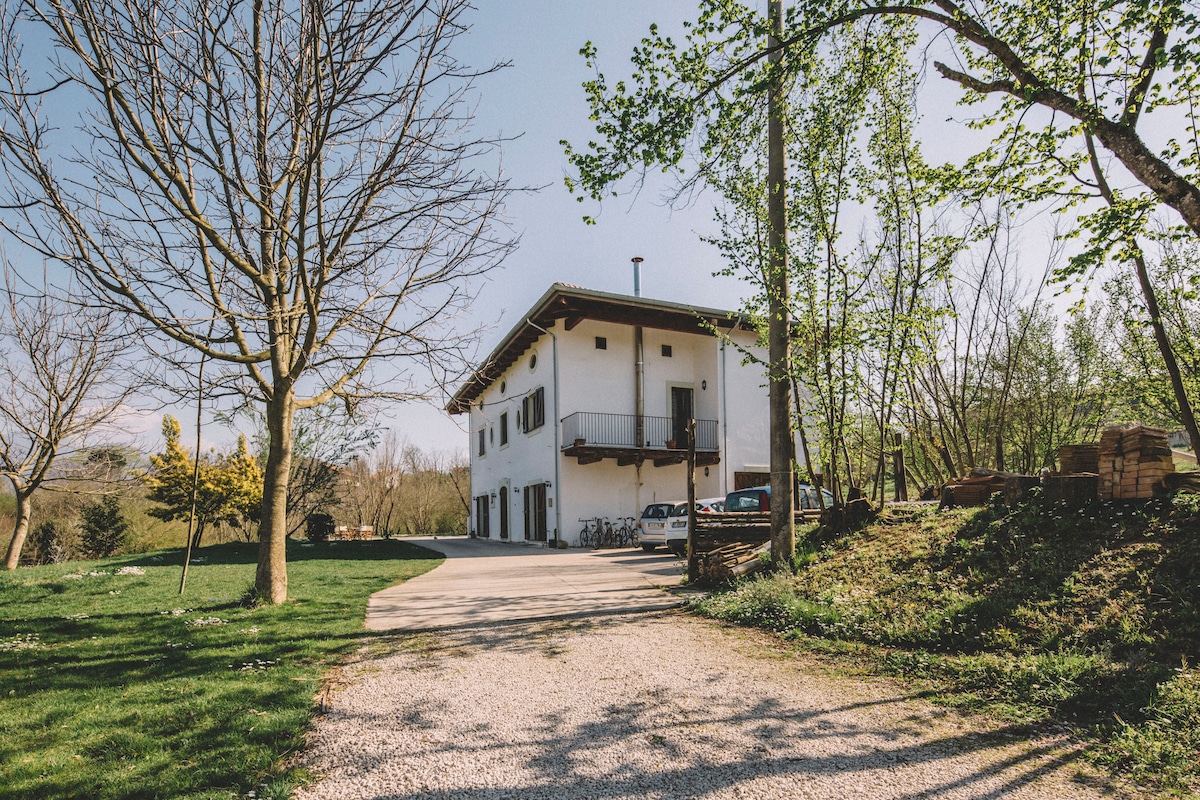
293 610 1116 800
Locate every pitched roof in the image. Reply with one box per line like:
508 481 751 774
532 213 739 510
445 283 752 414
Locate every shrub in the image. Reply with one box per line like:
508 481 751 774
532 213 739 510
79 496 129 558
25 519 81 565
305 512 334 543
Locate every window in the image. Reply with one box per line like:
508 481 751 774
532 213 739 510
595 336 607 350
661 344 673 357
500 412 509 446
477 428 486 456
522 386 545 432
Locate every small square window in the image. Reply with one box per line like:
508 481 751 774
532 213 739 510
595 336 607 350
661 344 673 357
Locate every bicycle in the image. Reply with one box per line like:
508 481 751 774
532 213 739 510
620 516 638 547
578 517 598 548
597 517 614 548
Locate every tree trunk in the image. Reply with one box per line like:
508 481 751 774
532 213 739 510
1131 250 1200 454
3 488 31 569
767 0 794 566
256 390 295 604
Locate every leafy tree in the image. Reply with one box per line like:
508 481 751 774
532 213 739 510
145 417 262 550
1104 239 1200 435
0 0 515 602
79 495 128 558
565 0 1200 456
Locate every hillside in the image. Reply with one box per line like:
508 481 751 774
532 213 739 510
693 493 1200 797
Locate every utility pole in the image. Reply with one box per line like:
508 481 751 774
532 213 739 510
767 0 794 565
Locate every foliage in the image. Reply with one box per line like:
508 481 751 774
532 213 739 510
145 417 263 548
691 497 1200 794
341 436 467 536
0 540 442 800
565 0 1200 493
78 495 129 558
1104 239 1200 434
305 512 335 544
239 402 379 537
24 519 79 566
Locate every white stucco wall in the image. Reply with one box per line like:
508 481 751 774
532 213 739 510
464 315 777 547
467 339 557 541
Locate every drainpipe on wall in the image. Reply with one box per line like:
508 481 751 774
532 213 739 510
633 257 645 450
720 338 729 496
526 318 561 548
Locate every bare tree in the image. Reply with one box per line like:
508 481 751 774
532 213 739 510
0 0 514 602
0 265 137 568
344 435 466 536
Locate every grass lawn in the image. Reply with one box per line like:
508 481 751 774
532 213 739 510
0 539 442 800
693 495 1200 797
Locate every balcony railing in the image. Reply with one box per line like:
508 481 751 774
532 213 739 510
561 412 719 451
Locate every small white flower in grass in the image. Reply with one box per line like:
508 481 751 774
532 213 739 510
62 574 83 580
186 617 226 627
1 634 40 651
160 609 190 616
116 566 145 576
65 613 89 620
239 626 260 635
109 590 121 595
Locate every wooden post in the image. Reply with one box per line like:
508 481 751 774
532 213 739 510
686 418 699 583
892 431 908 502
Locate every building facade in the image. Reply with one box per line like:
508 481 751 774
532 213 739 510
446 284 775 546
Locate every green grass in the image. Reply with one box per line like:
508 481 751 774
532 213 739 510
692 493 1200 797
0 539 442 800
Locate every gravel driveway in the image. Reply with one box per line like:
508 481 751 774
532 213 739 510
293 540 1116 800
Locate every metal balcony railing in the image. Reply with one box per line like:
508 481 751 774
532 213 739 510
560 412 719 451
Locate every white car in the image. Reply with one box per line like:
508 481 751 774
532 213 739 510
637 501 682 552
666 497 725 556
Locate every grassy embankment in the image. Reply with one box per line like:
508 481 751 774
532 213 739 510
0 539 442 800
693 492 1200 797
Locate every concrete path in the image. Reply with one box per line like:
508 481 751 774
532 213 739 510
365 537 687 631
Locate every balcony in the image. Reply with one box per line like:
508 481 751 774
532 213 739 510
560 412 720 467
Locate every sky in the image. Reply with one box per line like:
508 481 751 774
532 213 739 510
382 1 751 456
1 0 1083 459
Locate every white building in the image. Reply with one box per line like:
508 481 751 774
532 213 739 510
446 284 774 546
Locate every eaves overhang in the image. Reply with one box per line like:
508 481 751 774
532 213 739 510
445 283 755 415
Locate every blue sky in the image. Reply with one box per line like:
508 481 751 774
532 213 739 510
389 1 750 454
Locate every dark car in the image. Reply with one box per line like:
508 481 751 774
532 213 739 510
724 484 833 512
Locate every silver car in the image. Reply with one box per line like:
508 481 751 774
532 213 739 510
666 497 725 555
637 501 682 552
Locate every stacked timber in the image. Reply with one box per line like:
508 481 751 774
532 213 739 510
1163 471 1200 492
1004 475 1042 506
1059 444 1100 474
1098 425 1175 500
1042 474 1099 506
697 540 771 584
939 469 1009 508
